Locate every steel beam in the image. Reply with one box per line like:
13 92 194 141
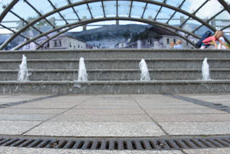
0 0 19 23
47 0 68 24
129 1 133 17
24 0 55 28
192 9 225 34
9 10 44 35
67 0 81 21
218 0 230 15
154 0 167 21
141 2 148 19
86 3 93 19
180 0 209 28
166 0 186 24
0 24 29 40
221 25 230 31
101 1 106 18
116 0 119 17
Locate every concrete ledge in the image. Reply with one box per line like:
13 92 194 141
1 69 230 81
0 58 229 69
0 49 230 59
0 80 230 94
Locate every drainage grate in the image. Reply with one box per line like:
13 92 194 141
1 136 230 150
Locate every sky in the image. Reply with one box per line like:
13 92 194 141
0 0 230 34
188 0 230 18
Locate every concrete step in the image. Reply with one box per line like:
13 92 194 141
0 80 230 94
0 49 230 59
1 69 230 81
0 58 230 70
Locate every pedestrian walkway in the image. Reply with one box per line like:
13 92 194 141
0 94 230 153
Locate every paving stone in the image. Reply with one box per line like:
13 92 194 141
50 114 152 122
151 114 230 122
140 104 208 109
182 94 230 107
0 113 53 121
0 108 64 114
0 147 183 154
75 105 140 109
9 95 92 109
63 108 145 115
10 102 82 109
26 122 165 137
184 148 230 154
0 95 49 105
159 122 230 135
146 108 225 114
0 121 40 135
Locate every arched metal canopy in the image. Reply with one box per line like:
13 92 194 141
0 0 230 50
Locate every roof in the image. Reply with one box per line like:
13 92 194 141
130 25 177 42
56 34 86 43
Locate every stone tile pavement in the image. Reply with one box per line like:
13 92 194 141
0 94 230 153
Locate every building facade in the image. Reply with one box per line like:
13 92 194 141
125 26 193 49
23 34 86 50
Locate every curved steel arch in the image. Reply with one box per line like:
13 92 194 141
0 0 230 50
0 0 19 23
35 18 197 49
14 17 200 50
218 0 230 15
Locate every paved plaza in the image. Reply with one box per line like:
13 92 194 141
0 94 230 153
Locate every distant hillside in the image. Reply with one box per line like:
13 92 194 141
130 26 176 42
68 24 151 41
67 24 151 48
66 24 213 48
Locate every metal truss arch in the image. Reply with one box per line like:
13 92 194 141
0 0 19 23
35 19 197 49
14 17 199 50
0 0 230 50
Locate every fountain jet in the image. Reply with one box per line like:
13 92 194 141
18 55 29 81
78 57 88 81
139 59 151 81
202 57 211 81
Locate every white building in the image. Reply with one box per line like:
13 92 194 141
114 41 127 48
22 33 86 50
126 26 194 49
48 35 86 50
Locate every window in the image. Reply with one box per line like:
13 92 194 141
150 39 152 44
54 40 58 47
54 40 62 47
69 42 72 47
167 38 169 44
58 40 62 47
54 39 62 47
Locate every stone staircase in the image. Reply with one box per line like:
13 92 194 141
0 49 230 94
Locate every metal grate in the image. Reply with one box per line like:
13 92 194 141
1 136 230 150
